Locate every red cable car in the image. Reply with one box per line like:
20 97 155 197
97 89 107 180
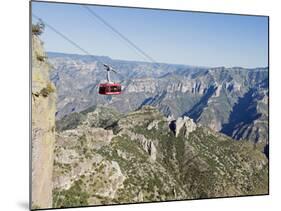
99 83 121 95
98 64 122 95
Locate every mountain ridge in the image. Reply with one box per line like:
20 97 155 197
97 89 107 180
48 52 268 147
53 105 268 208
47 51 269 70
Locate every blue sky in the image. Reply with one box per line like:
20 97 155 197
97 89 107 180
32 1 268 68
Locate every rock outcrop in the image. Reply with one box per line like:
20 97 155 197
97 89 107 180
53 105 268 208
173 116 197 138
48 52 268 146
53 111 126 207
119 130 157 161
32 34 56 209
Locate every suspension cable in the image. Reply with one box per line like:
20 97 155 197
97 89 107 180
32 13 127 81
33 13 106 66
83 5 161 68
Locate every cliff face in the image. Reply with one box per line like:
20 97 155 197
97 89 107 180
32 34 56 209
48 53 268 146
53 105 268 208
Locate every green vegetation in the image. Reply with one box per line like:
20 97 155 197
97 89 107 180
98 135 148 166
40 83 55 97
54 161 72 174
53 180 89 208
32 21 45 36
31 204 41 210
52 105 268 207
132 121 186 176
36 54 47 62
56 105 122 131
56 112 85 131
96 134 185 202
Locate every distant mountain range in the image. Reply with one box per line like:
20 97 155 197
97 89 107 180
48 52 268 152
46 51 268 208
32 31 269 209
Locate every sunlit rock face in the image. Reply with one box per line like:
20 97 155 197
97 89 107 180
53 105 268 208
32 35 56 209
49 52 268 145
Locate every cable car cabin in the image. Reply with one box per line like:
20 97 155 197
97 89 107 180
99 83 122 95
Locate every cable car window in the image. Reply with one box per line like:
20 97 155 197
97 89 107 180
109 86 121 92
99 87 106 93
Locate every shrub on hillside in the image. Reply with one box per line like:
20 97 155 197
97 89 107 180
36 54 47 62
40 83 55 97
32 21 45 36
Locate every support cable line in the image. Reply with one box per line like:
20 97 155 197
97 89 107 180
32 13 123 95
32 11 160 95
83 5 161 68
83 8 148 63
32 14 124 79
32 14 105 65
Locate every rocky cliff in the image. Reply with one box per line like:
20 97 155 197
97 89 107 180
53 105 268 208
48 53 268 147
31 34 56 209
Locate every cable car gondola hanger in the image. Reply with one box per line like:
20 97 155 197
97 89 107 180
33 6 161 96
98 64 122 95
